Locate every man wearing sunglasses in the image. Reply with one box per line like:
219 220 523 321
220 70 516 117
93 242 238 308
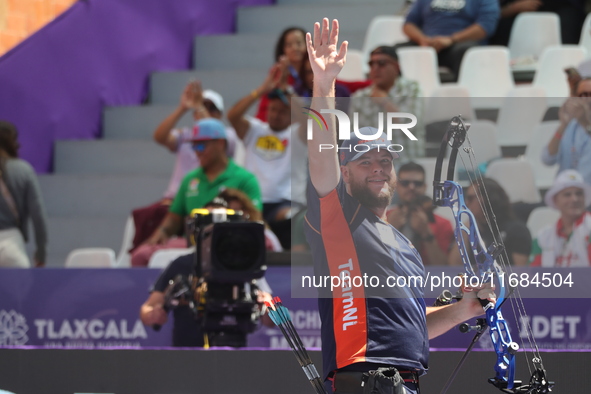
387 162 454 265
128 81 244 263
131 118 261 267
543 78 591 187
153 80 242 201
348 46 424 161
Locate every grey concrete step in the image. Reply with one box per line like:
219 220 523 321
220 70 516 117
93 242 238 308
54 140 175 175
149 69 267 109
103 105 194 140
25 215 129 267
194 34 276 70
193 32 366 70
236 4 402 35
38 174 169 216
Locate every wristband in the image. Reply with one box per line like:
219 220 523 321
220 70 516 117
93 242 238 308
251 89 259 99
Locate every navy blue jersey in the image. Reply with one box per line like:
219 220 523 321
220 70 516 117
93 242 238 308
304 180 429 379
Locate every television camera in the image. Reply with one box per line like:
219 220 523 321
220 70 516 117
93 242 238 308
159 208 268 347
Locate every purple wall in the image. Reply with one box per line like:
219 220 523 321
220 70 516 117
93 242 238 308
0 0 272 173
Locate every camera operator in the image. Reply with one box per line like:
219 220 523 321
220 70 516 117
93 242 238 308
139 199 274 347
387 162 454 265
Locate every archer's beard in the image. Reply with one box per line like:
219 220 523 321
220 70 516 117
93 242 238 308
349 176 396 210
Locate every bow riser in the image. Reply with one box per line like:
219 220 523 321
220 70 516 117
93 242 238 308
435 179 519 389
435 115 553 394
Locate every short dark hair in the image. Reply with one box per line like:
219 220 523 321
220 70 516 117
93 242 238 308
398 162 425 177
370 46 398 61
274 27 306 62
0 121 20 158
266 88 290 106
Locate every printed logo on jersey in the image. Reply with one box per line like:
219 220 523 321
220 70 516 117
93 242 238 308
189 179 200 192
255 135 288 161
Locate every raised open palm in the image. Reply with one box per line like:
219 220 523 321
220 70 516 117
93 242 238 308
306 18 348 83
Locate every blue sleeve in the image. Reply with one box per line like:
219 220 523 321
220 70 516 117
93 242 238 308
475 0 500 37
404 0 426 27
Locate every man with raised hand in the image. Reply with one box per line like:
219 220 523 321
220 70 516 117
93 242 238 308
304 18 492 394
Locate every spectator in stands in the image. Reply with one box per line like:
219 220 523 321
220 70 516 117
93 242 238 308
227 66 308 225
542 78 591 187
530 169 591 267
399 0 500 81
449 178 532 266
348 46 424 160
490 0 543 46
256 27 307 121
491 0 585 46
131 118 262 267
130 81 242 254
387 162 453 265
0 121 47 268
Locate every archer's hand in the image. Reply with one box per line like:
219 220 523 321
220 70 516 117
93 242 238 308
460 278 497 319
306 18 348 89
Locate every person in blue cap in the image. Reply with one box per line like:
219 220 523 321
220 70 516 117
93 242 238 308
131 118 262 267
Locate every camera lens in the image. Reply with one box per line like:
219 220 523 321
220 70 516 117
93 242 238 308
213 228 261 271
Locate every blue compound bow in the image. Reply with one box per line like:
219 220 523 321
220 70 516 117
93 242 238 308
434 116 553 394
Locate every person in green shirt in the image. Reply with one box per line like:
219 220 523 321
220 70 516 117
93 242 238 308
131 118 262 267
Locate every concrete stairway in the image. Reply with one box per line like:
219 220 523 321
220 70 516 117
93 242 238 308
37 0 406 266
